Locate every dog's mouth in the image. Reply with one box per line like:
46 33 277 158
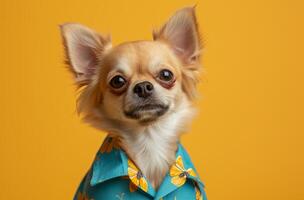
124 104 169 124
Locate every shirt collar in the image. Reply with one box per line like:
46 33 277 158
90 136 205 199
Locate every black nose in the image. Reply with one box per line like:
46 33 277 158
133 81 154 98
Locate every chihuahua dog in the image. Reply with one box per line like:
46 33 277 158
61 6 206 200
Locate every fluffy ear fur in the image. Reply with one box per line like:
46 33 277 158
154 7 202 99
153 7 202 65
60 23 111 86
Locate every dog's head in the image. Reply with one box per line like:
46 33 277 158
60 7 202 133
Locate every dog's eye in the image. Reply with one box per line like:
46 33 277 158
159 69 174 82
110 75 126 89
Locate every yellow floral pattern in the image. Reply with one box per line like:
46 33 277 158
195 186 203 200
99 137 119 153
127 159 148 192
77 140 206 199
169 155 197 187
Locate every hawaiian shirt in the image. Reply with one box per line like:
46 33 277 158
74 136 207 200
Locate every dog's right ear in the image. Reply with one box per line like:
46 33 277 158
60 23 111 86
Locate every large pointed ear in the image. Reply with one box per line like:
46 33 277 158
60 23 111 85
153 7 201 65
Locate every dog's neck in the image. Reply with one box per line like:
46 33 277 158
114 99 195 189
119 120 180 189
89 96 195 189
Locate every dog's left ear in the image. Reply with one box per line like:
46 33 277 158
153 7 201 65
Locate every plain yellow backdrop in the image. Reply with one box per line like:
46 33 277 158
1 0 303 199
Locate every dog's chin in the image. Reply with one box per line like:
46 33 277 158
123 104 169 125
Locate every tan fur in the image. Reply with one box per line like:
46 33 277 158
60 7 202 189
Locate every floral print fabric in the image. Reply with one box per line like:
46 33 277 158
74 136 207 200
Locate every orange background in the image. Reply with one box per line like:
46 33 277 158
1 0 303 199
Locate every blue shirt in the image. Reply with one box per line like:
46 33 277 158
74 136 207 200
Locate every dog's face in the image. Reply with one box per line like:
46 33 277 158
60 7 201 130
100 41 184 124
